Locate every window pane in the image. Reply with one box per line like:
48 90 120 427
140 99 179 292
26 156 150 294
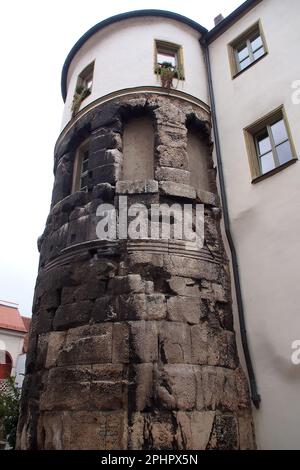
157 52 176 67
237 44 249 62
257 131 272 155
86 79 93 90
239 56 251 70
251 35 263 52
276 140 293 165
260 151 275 174
82 159 88 173
80 175 88 189
253 47 265 60
271 119 288 145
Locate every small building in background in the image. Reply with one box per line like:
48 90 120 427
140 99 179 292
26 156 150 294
0 300 30 390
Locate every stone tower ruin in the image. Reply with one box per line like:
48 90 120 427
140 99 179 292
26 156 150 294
17 10 255 450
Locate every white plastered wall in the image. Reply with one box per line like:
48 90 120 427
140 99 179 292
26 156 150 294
209 0 300 450
0 330 25 376
61 16 208 128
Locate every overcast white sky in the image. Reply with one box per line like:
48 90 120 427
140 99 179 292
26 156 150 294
0 0 243 317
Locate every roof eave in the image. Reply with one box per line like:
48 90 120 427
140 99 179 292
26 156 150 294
204 0 263 44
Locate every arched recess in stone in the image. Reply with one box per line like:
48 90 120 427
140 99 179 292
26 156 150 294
121 114 154 181
186 115 215 193
51 125 91 207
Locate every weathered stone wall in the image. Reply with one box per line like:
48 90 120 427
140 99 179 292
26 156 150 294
17 94 255 449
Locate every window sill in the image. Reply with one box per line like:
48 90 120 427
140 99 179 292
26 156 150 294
251 157 298 184
232 52 268 79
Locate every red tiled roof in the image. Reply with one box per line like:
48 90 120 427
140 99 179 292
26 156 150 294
0 302 27 333
21 316 31 332
21 316 31 353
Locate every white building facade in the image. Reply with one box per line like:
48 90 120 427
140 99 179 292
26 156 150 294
207 0 300 450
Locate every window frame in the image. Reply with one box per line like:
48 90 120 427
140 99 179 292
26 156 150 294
228 20 268 78
154 40 185 80
244 106 297 183
77 61 94 93
72 139 90 193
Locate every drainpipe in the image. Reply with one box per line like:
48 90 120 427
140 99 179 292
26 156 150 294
201 39 261 408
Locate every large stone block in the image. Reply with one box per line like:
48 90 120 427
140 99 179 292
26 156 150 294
60 188 89 214
159 322 191 364
112 323 129 363
45 331 67 369
92 182 115 201
155 167 190 184
143 412 176 450
155 364 196 410
69 206 87 222
108 274 144 295
56 323 113 365
128 412 144 450
129 321 158 363
88 148 106 170
167 277 201 297
40 380 90 411
61 280 106 304
38 411 126 450
164 256 220 282
91 295 119 323
159 181 196 199
40 289 61 310
196 189 219 207
90 363 125 382
36 308 55 335
238 412 256 450
51 157 73 207
167 296 205 324
89 163 121 185
35 334 49 370
104 149 123 165
90 381 124 410
66 217 89 246
176 411 215 450
158 145 188 170
130 364 153 411
191 323 238 369
200 280 230 303
207 413 239 450
90 102 121 130
118 294 146 321
53 300 93 330
116 179 158 194
90 130 122 152
195 366 245 412
145 294 167 320
118 293 166 321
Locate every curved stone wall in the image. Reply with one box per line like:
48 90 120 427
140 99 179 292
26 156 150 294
17 94 255 450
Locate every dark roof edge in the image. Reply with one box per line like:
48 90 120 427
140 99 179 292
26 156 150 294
205 0 263 43
61 9 208 101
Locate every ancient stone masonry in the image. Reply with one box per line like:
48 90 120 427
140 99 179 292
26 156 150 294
17 94 256 450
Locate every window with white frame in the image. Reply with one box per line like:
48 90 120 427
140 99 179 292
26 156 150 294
154 40 184 79
254 117 293 174
244 107 297 181
228 22 267 76
72 140 90 192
